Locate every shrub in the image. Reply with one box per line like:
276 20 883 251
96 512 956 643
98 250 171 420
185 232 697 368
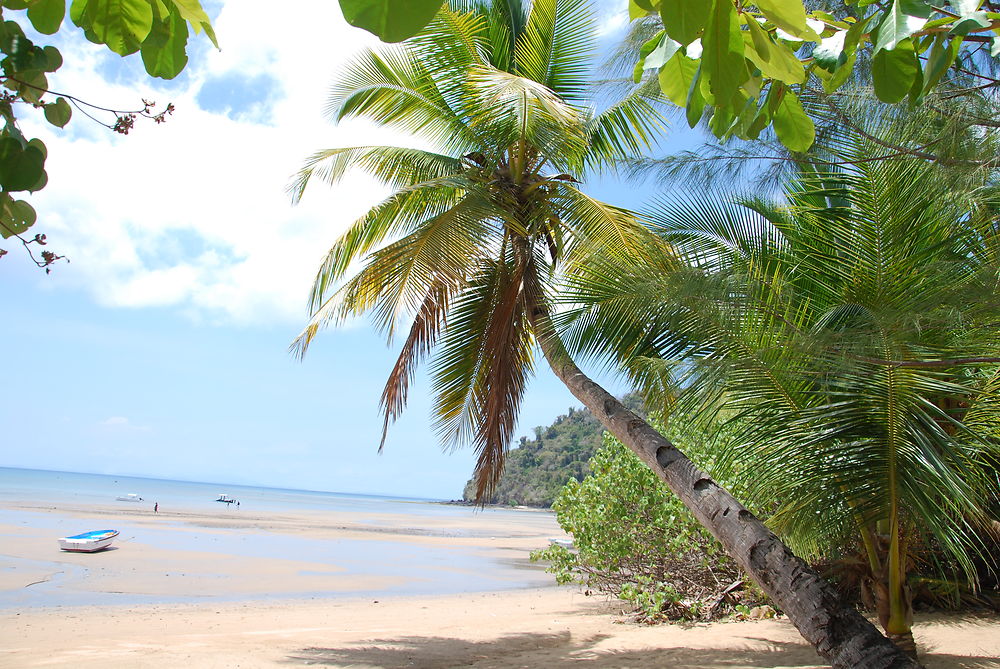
531 421 769 622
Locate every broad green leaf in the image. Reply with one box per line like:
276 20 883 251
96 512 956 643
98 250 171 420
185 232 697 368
140 8 188 78
748 21 771 60
27 138 47 160
686 64 706 127
629 0 651 20
659 0 710 46
874 0 931 52
922 35 959 94
9 71 48 104
42 45 63 71
634 32 667 82
708 101 735 137
949 11 990 35
906 52 924 103
0 194 36 238
0 137 45 191
658 50 698 106
702 0 747 101
339 0 443 43
730 93 762 139
165 0 209 27
166 0 217 47
27 0 66 35
746 106 770 139
872 39 918 102
71 0 155 56
742 22 806 83
772 88 814 151
947 0 983 15
755 0 820 40
9 199 37 228
823 50 857 92
813 30 847 72
43 96 72 127
645 34 681 70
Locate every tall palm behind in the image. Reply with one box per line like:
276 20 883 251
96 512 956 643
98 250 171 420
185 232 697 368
565 125 1000 653
290 2 921 666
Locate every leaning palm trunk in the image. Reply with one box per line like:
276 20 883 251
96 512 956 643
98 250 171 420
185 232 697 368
524 283 920 669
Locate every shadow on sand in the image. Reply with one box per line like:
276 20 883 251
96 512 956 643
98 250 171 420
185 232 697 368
285 630 1000 668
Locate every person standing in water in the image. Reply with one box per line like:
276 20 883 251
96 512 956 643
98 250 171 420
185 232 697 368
154 502 158 513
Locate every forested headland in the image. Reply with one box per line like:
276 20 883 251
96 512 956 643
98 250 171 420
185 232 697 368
460 395 644 507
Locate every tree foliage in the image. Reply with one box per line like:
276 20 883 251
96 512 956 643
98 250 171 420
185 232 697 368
531 420 770 622
0 0 216 267
633 0 1000 152
563 112 1000 648
339 0 1000 155
460 394 645 506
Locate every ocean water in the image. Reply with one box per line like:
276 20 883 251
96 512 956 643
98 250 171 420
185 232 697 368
0 467 560 608
0 466 452 514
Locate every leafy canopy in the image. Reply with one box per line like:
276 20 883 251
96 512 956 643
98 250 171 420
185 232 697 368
632 0 1000 152
0 0 216 267
338 0 1000 154
563 120 1000 600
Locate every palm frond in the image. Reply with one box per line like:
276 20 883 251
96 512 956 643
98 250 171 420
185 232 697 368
464 66 587 162
288 146 461 203
515 0 592 101
431 253 535 500
328 47 477 154
584 84 669 167
379 278 455 451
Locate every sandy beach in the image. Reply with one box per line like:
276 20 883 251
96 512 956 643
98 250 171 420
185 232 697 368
1 499 998 668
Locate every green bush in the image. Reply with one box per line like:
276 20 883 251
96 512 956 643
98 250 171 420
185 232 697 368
532 421 769 622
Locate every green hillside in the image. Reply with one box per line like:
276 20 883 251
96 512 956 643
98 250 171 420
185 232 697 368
461 395 643 507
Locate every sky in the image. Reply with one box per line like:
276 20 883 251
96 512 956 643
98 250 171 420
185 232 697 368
0 1 697 499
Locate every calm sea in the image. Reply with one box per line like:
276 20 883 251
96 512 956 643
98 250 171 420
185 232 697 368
0 467 559 608
0 466 460 515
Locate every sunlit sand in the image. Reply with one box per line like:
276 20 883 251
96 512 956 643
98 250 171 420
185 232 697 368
1 500 997 668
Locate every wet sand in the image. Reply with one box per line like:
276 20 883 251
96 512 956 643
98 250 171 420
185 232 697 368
1 500 997 668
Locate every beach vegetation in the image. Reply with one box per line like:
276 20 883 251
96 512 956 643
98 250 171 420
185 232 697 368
563 98 1000 654
290 1 922 665
531 422 771 622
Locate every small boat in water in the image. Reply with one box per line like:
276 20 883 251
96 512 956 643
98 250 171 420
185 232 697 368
115 493 143 502
58 529 119 553
216 494 235 504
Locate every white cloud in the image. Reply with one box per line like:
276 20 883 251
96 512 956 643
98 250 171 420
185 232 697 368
595 2 629 36
17 0 416 327
99 416 151 433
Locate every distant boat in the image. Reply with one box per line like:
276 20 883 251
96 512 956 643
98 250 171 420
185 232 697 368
216 494 236 504
115 493 143 502
58 529 119 553
548 537 574 549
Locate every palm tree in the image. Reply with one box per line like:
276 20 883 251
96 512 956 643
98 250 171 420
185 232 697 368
290 2 918 666
565 124 1000 657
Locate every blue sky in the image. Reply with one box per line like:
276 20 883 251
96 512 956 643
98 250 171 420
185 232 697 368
1 1 700 499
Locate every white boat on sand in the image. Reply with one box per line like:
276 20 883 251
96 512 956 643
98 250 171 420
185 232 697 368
58 529 119 553
115 493 143 502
